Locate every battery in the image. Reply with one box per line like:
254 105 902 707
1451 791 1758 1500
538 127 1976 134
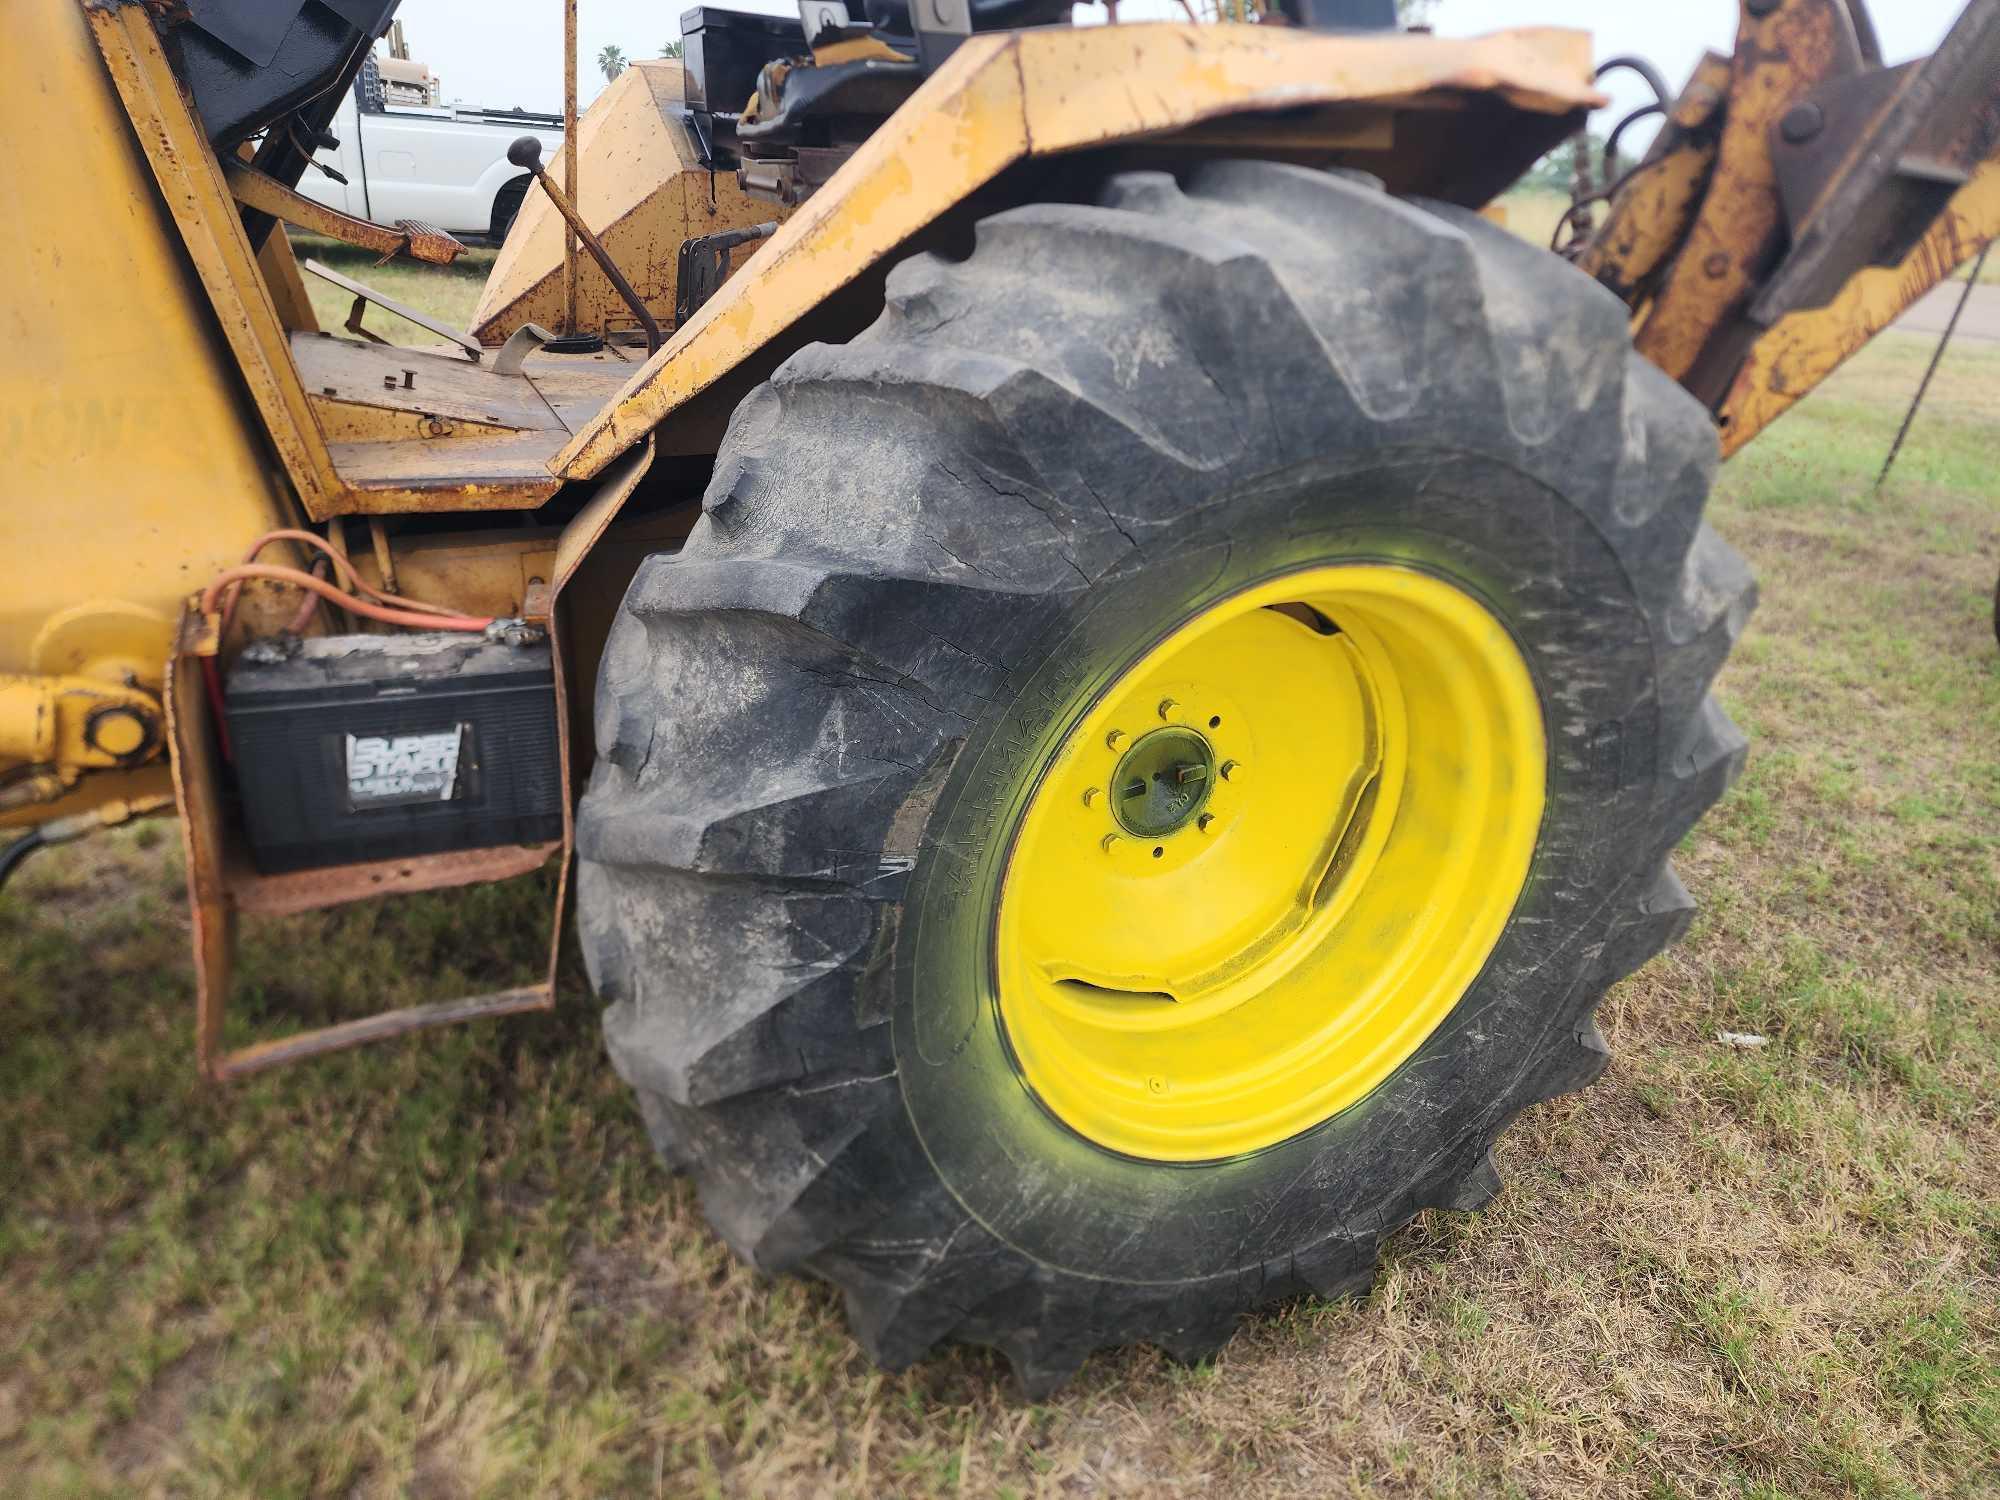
223 632 563 875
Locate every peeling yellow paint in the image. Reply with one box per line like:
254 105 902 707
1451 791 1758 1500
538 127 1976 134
550 23 1601 480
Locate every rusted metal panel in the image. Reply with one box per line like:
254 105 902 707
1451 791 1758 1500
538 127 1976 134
292 335 563 431
554 23 1605 482
481 64 691 319
164 616 241 1080
1576 52 1733 306
1606 0 2000 445
1752 0 2000 326
564 0 581 335
348 533 562 625
224 161 468 266
551 439 659 589
522 355 639 434
306 400 521 444
324 433 569 514
1633 0 1866 395
470 61 784 347
80 3 643 524
214 989 557 1080
228 841 560 917
1718 156 2000 455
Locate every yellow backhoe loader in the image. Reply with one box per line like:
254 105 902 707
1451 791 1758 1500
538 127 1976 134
5 0 1995 1390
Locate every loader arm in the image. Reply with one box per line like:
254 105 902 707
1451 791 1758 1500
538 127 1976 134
1571 0 2000 455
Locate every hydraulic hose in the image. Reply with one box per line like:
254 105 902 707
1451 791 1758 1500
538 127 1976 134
0 795 177 896
0 829 45 894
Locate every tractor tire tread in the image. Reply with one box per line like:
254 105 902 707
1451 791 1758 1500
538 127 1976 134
576 161 1752 1392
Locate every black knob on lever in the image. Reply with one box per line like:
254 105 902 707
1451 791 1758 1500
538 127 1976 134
507 135 544 172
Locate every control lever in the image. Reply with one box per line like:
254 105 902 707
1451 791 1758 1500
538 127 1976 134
507 136 663 356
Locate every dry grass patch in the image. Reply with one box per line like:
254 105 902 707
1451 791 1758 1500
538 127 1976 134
3 315 1996 1493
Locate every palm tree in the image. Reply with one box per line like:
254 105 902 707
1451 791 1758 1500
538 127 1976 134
660 40 683 58
596 44 626 83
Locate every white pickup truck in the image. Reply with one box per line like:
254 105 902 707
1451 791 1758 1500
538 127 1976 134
298 55 564 245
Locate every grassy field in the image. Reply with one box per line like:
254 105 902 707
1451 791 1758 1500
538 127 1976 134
291 232 498 344
4 253 1998 1497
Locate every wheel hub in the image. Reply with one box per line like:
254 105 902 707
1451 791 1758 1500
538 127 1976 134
993 563 1547 1163
1109 727 1215 839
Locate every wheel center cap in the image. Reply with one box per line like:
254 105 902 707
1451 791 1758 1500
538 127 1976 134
1110 727 1216 838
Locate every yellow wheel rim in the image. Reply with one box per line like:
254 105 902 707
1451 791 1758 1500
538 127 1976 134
994 564 1546 1162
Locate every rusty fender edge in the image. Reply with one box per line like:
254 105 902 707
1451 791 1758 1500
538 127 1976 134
550 23 1605 483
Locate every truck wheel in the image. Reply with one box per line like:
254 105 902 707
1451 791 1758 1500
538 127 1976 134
575 161 1755 1393
489 175 531 245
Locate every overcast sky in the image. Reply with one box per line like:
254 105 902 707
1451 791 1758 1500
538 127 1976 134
397 0 1967 140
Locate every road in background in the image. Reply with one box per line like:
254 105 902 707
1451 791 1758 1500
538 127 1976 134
1895 281 2000 341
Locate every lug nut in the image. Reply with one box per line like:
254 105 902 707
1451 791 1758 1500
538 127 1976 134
1157 698 1181 721
1106 728 1129 751
1197 813 1216 833
1101 833 1122 853
1082 787 1100 807
1220 759 1244 782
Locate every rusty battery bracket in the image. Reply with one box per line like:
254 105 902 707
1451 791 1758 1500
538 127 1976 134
163 443 655 1082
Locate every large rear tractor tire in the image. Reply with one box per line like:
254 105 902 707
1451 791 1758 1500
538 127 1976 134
575 161 1755 1393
